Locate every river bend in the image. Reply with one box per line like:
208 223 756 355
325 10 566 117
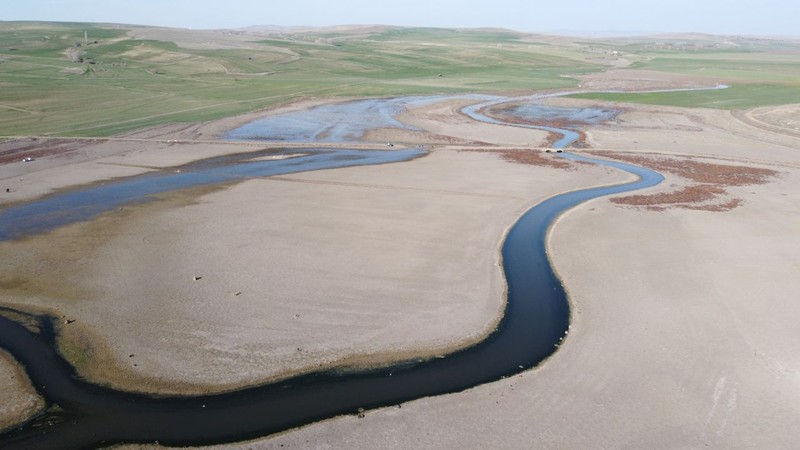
0 96 663 449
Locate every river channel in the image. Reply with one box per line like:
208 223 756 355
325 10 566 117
0 94 663 449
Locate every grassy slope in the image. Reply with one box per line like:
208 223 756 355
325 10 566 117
571 84 800 110
0 23 598 136
569 37 800 109
1 23 799 136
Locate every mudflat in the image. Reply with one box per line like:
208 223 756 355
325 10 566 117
232 98 800 449
0 145 626 393
0 350 43 431
2 92 800 448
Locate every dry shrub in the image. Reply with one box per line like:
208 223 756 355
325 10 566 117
610 184 727 210
461 148 574 170
0 139 97 164
601 153 778 186
593 152 780 212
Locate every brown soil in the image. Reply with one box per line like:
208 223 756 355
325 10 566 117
591 152 781 211
461 148 575 170
487 108 593 130
478 106 593 149
478 106 571 146
608 184 742 212
731 109 800 140
573 69 722 92
0 138 99 164
363 128 487 146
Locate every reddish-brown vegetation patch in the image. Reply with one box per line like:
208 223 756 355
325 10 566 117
484 106 595 130
477 106 592 149
0 138 97 164
599 153 778 186
591 152 780 212
683 198 743 212
541 130 589 149
610 184 735 211
462 148 575 170
570 131 590 149
480 107 570 148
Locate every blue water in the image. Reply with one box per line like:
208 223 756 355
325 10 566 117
496 103 618 124
5 92 591 241
0 93 668 449
225 95 495 142
461 97 583 148
0 142 664 450
225 86 728 144
0 148 425 241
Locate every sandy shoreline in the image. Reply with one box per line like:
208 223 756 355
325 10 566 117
2 89 800 447
0 350 43 432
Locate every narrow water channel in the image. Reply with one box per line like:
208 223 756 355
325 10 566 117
0 147 425 240
0 96 663 449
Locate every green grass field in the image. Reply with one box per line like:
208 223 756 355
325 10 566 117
570 84 800 110
0 23 598 136
569 36 800 109
1 22 799 136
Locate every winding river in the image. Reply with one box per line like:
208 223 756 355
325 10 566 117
0 95 663 449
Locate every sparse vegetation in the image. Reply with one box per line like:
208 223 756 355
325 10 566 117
462 148 575 169
594 152 780 211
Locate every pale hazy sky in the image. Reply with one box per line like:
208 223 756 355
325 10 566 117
4 0 799 36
